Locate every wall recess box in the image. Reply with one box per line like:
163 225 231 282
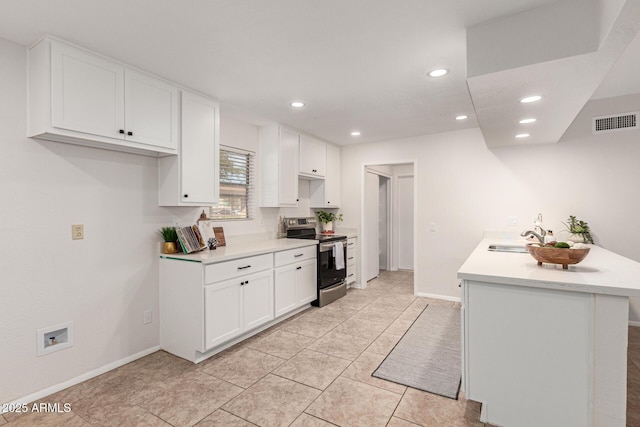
37 321 74 356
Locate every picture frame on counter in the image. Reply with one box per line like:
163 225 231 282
214 227 226 246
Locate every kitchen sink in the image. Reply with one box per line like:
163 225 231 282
488 244 528 253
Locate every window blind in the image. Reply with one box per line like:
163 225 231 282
210 145 255 220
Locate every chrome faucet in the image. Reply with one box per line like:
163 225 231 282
521 229 546 245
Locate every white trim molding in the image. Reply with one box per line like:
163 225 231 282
416 292 462 303
1 345 160 413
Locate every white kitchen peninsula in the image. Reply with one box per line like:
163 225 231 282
458 239 640 427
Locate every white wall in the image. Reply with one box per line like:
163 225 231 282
0 38 184 403
0 37 321 405
213 113 321 236
340 95 640 321
393 165 414 271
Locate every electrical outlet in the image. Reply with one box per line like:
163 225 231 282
507 216 519 226
143 310 152 325
71 224 84 240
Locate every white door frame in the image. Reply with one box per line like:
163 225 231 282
359 160 417 295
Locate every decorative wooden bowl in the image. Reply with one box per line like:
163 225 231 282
526 244 590 269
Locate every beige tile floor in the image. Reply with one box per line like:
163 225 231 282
3 270 640 427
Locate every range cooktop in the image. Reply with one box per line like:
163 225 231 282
283 217 346 243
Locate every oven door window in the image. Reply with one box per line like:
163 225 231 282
318 242 347 289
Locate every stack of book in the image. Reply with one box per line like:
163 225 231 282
176 225 206 254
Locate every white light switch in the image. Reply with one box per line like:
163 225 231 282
507 216 519 226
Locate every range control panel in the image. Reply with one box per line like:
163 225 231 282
284 217 317 230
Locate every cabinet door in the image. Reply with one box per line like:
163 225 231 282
242 270 274 331
124 69 179 150
278 127 299 205
299 134 326 177
297 259 318 305
325 144 341 207
204 279 242 349
50 42 125 139
180 91 219 204
274 264 298 317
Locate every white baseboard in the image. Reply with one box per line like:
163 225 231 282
629 321 640 327
2 345 160 412
416 292 461 303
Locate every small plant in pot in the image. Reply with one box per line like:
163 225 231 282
159 226 179 254
316 210 343 233
564 215 594 244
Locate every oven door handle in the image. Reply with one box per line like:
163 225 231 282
319 240 346 252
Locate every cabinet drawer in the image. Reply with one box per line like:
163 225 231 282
274 245 317 267
205 253 273 284
346 267 357 284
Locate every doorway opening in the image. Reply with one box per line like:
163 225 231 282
361 162 416 293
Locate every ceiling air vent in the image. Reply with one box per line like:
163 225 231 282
593 112 638 134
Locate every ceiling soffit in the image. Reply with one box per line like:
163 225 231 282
467 0 640 148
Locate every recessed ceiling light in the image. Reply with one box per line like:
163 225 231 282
428 68 448 78
519 118 537 124
455 115 468 120
515 133 530 138
351 131 361 136
290 101 305 108
520 95 542 103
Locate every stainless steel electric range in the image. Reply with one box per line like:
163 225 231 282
284 217 347 307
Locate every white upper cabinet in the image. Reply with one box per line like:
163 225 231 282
29 36 179 156
158 91 219 206
50 42 125 138
299 134 326 178
324 143 341 207
310 143 341 208
123 69 179 150
259 124 299 207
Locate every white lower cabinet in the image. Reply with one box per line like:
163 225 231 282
204 277 242 349
461 279 629 427
159 253 274 363
160 243 317 363
274 246 317 317
346 237 357 285
204 269 273 349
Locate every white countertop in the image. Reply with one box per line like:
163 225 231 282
458 238 640 297
160 236 317 265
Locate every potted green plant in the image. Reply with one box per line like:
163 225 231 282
564 215 594 244
159 226 179 254
316 210 343 233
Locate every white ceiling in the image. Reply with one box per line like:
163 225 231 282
0 0 638 146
